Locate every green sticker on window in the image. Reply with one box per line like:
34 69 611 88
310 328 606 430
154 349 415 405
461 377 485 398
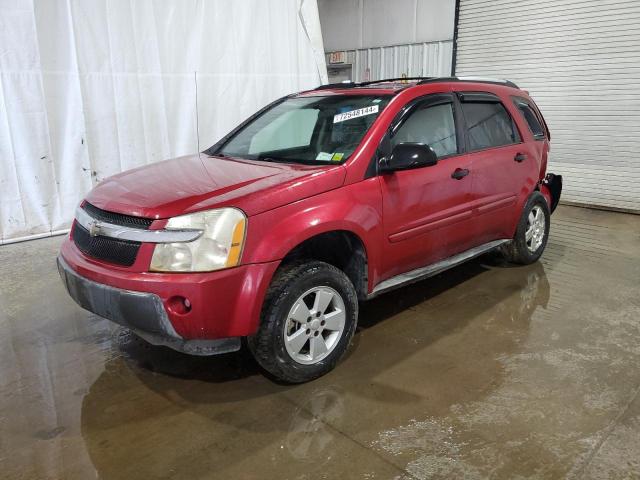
331 152 344 162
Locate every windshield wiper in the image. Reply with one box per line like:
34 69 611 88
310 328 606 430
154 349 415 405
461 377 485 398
256 156 295 164
218 153 327 165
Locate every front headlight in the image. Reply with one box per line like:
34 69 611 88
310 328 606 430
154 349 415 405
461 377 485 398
150 208 246 272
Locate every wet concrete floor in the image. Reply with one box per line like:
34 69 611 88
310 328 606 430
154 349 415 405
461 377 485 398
1 205 639 479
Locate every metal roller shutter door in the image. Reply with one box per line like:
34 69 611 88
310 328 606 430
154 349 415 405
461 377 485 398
454 0 640 212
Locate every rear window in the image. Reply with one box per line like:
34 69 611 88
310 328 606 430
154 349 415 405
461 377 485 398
513 98 546 140
460 101 520 150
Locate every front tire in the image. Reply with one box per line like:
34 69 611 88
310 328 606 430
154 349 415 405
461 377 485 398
501 191 551 265
248 261 358 383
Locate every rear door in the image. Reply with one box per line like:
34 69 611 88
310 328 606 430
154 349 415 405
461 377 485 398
379 93 476 280
457 91 535 243
512 95 550 179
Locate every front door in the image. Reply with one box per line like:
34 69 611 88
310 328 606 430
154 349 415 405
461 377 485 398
379 93 476 280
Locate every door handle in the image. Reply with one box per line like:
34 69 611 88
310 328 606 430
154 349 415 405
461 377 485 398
514 153 527 162
451 168 470 180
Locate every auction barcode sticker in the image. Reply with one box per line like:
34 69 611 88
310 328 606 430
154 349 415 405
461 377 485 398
333 105 379 124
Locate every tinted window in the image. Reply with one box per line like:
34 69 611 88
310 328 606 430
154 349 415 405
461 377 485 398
461 101 520 150
515 100 545 139
392 102 457 158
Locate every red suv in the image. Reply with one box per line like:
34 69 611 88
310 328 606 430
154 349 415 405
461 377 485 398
58 77 562 383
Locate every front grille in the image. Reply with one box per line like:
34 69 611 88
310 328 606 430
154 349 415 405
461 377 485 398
82 202 153 229
72 222 141 266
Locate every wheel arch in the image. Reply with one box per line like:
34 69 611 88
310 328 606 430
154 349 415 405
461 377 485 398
243 194 384 299
277 229 369 300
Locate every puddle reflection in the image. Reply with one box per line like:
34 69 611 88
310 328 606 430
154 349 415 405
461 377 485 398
78 256 549 478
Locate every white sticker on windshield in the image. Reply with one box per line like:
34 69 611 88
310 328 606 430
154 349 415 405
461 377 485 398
316 152 333 161
333 105 379 124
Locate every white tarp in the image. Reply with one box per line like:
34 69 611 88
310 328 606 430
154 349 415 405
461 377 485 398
0 0 327 243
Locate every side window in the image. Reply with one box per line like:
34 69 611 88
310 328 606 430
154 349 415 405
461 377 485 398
514 99 545 140
461 101 521 151
391 102 458 158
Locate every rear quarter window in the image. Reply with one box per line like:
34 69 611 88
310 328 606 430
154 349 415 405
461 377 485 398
513 98 546 140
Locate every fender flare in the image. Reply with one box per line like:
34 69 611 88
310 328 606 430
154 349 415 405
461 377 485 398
243 200 384 291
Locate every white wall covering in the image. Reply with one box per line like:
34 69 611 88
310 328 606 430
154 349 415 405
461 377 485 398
455 0 640 212
0 0 327 243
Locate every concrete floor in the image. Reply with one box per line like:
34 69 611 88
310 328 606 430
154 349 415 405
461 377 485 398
1 205 639 480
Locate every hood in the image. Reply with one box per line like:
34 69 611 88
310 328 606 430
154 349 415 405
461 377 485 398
85 154 346 219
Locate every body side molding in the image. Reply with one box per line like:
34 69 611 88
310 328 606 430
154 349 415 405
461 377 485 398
369 239 510 297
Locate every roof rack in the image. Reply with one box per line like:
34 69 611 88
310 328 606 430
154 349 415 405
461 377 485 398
358 76 435 86
314 81 358 91
417 76 519 89
314 76 519 91
314 77 434 90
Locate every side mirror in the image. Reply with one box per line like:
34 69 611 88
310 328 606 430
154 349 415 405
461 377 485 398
379 143 438 172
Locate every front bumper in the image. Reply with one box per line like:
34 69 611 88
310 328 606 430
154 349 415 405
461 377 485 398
57 256 241 355
58 237 281 353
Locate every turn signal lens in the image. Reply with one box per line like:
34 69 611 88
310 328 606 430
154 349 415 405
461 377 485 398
225 218 246 267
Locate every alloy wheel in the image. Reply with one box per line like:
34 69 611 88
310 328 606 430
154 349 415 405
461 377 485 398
283 286 346 365
525 205 546 252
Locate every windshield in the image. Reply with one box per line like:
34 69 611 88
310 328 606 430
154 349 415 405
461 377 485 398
216 95 391 165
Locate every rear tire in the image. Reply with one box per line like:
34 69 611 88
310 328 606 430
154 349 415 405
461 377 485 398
248 261 358 383
501 191 550 265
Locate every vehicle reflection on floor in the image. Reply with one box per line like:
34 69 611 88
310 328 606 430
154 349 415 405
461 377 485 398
78 256 549 479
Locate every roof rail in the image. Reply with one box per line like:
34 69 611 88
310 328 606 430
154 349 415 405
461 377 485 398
314 81 358 90
314 76 519 91
457 76 519 88
314 77 434 90
417 76 519 89
358 76 435 86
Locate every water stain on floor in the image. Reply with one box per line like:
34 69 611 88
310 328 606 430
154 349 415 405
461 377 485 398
1 206 639 479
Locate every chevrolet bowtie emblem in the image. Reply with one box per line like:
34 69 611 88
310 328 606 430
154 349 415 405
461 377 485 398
88 220 102 237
